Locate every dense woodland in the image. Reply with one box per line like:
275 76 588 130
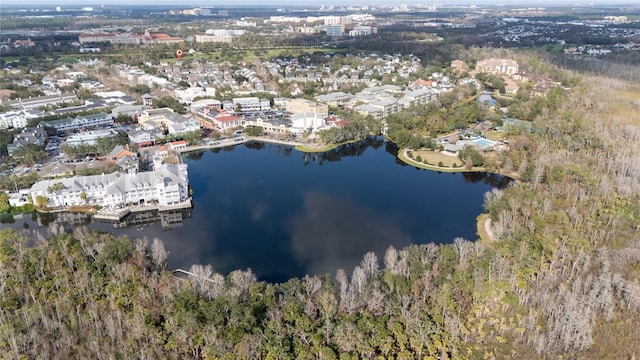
1 50 640 359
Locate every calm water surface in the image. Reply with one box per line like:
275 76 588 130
3 138 510 282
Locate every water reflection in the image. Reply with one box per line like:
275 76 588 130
287 191 412 276
7 209 192 234
461 172 513 188
3 139 511 282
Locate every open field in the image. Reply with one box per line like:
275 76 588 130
411 149 461 168
607 84 640 125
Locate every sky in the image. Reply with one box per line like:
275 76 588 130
1 0 638 6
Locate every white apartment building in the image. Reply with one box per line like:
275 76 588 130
30 164 189 209
232 97 271 113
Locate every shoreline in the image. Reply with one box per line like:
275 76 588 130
398 148 520 180
179 135 362 154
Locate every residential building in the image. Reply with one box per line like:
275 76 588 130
0 111 29 129
138 108 175 128
128 129 155 147
504 78 520 95
7 127 47 156
30 163 189 209
141 93 154 110
231 97 271 113
285 98 328 116
167 118 201 135
111 105 146 119
41 112 113 132
314 92 353 107
368 98 399 118
475 58 519 76
108 144 139 174
4 93 78 111
355 104 384 119
64 129 119 147
401 88 435 107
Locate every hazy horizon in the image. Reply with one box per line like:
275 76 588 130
1 0 638 7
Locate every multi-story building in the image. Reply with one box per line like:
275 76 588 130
0 111 29 129
285 98 328 116
79 30 183 45
475 58 519 76
314 92 353 107
30 163 189 209
210 114 243 131
167 118 201 135
42 112 113 132
349 26 377 36
128 129 155 147
7 127 47 156
4 93 78 111
64 129 119 147
325 24 345 37
232 97 271 113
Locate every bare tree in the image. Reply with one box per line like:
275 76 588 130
351 266 367 294
151 238 168 270
360 251 379 280
384 246 398 274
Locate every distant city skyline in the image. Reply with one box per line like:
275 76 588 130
1 0 639 7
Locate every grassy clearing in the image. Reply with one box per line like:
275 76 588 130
398 149 473 173
485 131 507 141
295 138 358 153
411 149 461 168
608 86 640 125
477 213 492 245
295 143 338 153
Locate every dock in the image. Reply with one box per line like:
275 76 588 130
94 208 131 221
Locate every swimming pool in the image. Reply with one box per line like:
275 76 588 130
472 138 498 149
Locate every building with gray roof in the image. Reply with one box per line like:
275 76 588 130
30 163 189 209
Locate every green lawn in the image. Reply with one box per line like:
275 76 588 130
412 149 461 168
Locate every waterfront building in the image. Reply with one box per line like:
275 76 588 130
30 163 189 209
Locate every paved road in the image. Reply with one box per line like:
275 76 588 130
178 136 310 153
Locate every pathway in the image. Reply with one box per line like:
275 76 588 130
484 217 496 242
178 136 322 154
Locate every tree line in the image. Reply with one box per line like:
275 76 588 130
1 50 639 359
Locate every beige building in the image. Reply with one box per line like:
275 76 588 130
476 58 519 76
194 34 233 43
285 98 328 116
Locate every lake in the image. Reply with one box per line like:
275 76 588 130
2 138 510 282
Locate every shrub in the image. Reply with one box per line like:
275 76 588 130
438 161 444 167
416 155 422 162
